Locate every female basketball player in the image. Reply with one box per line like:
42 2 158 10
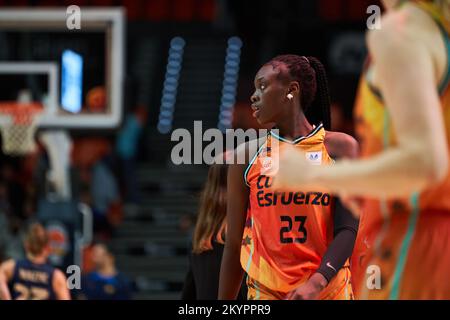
274 0 450 299
218 55 359 300
0 222 70 300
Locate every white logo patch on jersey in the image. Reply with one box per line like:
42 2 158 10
259 156 273 174
306 151 322 165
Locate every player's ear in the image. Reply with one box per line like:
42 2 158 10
287 81 300 98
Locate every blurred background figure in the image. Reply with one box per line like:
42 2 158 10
77 243 132 300
115 105 148 205
182 159 247 300
272 0 450 301
72 137 123 239
0 222 70 300
330 101 354 134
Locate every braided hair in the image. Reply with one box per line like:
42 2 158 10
266 54 331 130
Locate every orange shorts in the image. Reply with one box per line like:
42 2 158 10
246 267 354 300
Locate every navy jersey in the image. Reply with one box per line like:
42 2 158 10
80 272 132 300
9 259 56 300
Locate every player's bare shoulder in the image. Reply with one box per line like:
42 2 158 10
0 259 16 279
367 3 434 53
52 268 70 300
324 131 359 159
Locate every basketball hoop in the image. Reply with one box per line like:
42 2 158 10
0 102 43 155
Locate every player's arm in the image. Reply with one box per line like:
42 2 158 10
317 133 359 282
218 143 251 300
277 12 448 198
0 260 15 300
53 269 71 300
316 198 359 283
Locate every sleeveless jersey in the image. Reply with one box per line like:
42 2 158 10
352 0 450 299
9 259 56 300
240 124 341 293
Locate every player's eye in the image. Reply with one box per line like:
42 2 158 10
260 84 266 91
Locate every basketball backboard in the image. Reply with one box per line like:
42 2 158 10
0 8 125 129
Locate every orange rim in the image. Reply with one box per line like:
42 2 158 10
0 102 43 125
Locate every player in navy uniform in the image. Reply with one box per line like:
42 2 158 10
0 222 70 300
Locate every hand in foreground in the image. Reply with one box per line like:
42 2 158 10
285 273 328 300
271 145 321 191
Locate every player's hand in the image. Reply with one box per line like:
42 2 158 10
271 144 320 191
285 273 328 300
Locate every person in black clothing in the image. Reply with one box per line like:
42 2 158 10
182 161 246 300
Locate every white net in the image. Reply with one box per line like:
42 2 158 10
0 102 42 156
0 122 38 155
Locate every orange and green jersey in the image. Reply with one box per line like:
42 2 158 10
240 124 351 297
352 0 450 300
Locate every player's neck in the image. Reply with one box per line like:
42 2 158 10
26 253 46 264
98 264 117 277
275 112 313 141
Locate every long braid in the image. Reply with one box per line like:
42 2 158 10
307 56 331 130
267 54 331 130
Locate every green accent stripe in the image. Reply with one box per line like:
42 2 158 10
436 21 450 94
365 12 450 100
414 1 450 95
255 280 261 300
389 192 420 300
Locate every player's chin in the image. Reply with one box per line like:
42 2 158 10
255 114 271 126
